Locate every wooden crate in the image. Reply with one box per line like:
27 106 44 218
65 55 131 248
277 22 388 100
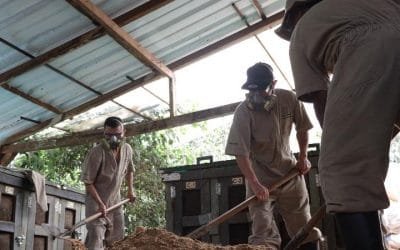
0 168 86 250
161 144 343 249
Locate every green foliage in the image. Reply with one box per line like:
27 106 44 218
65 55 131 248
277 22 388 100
13 144 91 190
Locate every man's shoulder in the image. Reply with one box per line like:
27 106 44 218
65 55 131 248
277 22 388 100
275 88 297 99
123 142 133 152
90 143 105 153
234 101 250 116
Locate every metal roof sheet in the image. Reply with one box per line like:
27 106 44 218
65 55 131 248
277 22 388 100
0 0 285 146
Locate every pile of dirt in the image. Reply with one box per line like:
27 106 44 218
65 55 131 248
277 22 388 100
64 238 86 250
108 227 272 250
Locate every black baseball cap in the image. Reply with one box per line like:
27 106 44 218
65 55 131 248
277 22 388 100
241 63 274 91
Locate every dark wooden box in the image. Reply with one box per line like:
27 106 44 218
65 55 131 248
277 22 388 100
0 168 86 250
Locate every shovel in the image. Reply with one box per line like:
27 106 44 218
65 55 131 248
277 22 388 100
186 168 299 239
43 198 130 239
283 204 326 250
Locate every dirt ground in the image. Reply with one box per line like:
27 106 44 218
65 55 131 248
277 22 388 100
107 227 273 250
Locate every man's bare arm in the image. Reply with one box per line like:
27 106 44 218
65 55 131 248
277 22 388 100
126 169 136 202
235 155 269 201
296 130 311 175
85 183 107 215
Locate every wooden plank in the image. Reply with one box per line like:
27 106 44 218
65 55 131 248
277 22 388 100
169 77 176 117
2 13 282 145
67 0 174 79
252 0 267 20
2 102 240 153
0 0 172 87
1 84 62 114
169 11 284 70
0 152 17 167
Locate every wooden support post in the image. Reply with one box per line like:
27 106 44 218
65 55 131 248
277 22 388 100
169 76 176 117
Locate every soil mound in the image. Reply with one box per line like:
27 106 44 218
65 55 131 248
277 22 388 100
108 227 272 250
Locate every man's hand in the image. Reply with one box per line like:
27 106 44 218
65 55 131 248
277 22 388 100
296 157 311 175
128 189 136 203
249 179 269 201
98 202 107 217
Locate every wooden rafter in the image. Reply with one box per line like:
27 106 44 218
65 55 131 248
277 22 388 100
3 11 284 145
252 0 267 20
169 77 176 117
1 102 240 153
0 152 17 167
1 37 151 121
1 83 62 114
0 0 172 87
67 0 174 79
168 11 284 69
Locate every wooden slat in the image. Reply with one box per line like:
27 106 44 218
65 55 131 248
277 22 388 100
2 84 62 114
0 0 172 87
169 77 176 117
252 0 267 20
1 102 240 153
2 12 283 145
67 0 174 79
169 11 284 70
0 152 17 167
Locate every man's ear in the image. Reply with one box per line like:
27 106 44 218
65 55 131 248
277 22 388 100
271 80 277 89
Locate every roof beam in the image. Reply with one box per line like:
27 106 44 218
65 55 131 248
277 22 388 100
0 0 172 86
1 83 62 114
67 0 174 79
169 77 176 117
3 11 283 145
169 10 284 69
1 102 240 153
251 0 267 20
0 152 17 167
0 37 152 121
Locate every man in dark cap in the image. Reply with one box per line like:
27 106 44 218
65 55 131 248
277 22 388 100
275 0 400 249
225 63 321 250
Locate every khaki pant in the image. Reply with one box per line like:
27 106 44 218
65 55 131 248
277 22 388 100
85 208 124 250
246 175 321 249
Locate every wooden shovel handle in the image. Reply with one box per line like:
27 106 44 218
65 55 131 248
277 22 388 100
186 168 299 239
283 204 326 250
59 198 130 238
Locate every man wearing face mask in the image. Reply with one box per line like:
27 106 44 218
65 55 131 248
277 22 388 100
275 0 400 249
81 116 136 249
225 63 321 250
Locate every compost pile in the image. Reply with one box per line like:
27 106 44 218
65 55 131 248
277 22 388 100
65 238 86 250
108 227 273 250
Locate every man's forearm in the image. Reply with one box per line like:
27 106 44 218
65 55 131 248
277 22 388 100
235 155 258 183
85 184 105 207
296 130 309 159
126 171 134 193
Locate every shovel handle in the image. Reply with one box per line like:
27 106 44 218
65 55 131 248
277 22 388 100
59 198 130 238
186 168 299 239
283 204 326 250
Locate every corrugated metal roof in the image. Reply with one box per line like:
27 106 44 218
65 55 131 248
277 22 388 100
0 0 285 145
